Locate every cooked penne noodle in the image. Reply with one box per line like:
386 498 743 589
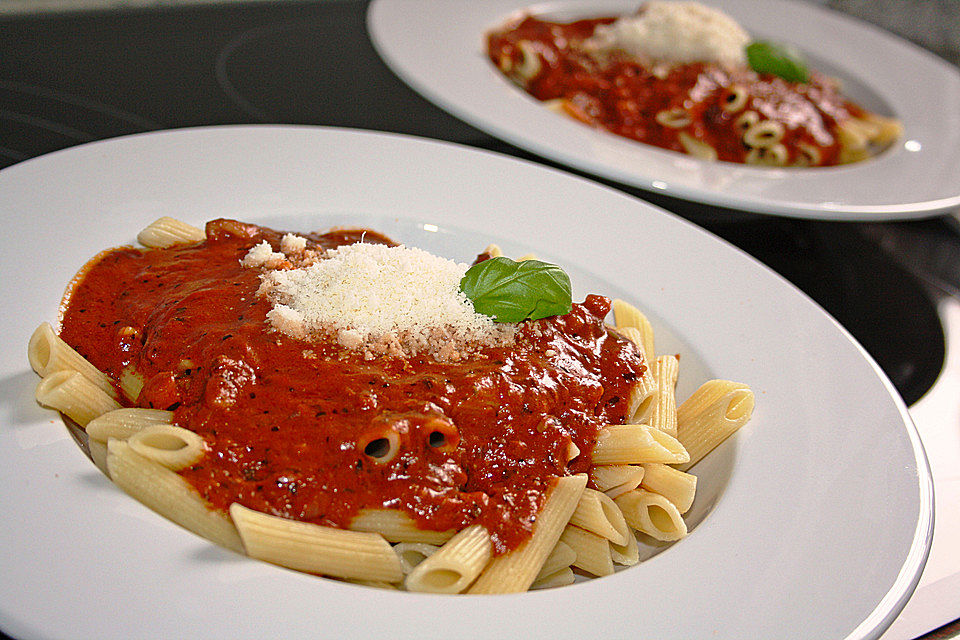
626 365 658 425
592 424 689 465
615 489 687 542
342 579 400 590
568 488 629 545
589 465 644 497
86 408 174 443
349 509 456 544
534 540 577 582
28 322 120 401
468 474 587 594
136 216 205 248
88 438 109 476
127 424 207 471
677 131 719 161
612 299 654 359
107 439 243 553
648 355 679 436
230 503 402 582
405 524 492 594
559 525 613 577
640 463 697 514
530 567 576 590
393 542 440 575
609 529 640 566
675 380 755 471
35 370 122 427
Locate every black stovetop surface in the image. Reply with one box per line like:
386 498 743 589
1 0 954 405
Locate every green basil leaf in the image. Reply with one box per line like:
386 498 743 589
460 256 572 323
746 41 809 83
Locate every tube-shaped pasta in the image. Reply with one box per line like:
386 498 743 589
589 465 644 498
559 525 613 577
743 119 785 148
677 132 718 161
610 529 640 566
675 380 754 472
640 463 697 514
530 567 576 590
405 524 492 593
615 489 687 542
626 366 658 425
35 370 122 427
568 488 629 545
230 503 402 582
349 509 456 544
468 474 587 594
137 216 205 248
592 424 689 465
534 540 577 582
612 299 654 359
648 355 679 437
28 322 120 401
107 440 243 553
86 408 174 443
128 424 207 471
393 542 439 575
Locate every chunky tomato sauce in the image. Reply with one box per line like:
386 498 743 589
487 16 867 165
59 219 646 553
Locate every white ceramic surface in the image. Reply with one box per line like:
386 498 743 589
0 126 932 639
368 0 960 220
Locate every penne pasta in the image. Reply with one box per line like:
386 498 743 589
349 509 456 545
640 463 697 514
405 524 492 593
136 216 205 248
127 424 207 471
468 474 587 594
559 525 613 577
590 465 645 498
35 370 122 427
534 540 577 582
530 567 576 590
675 380 755 471
612 299 654 359
569 487 629 545
230 503 403 583
615 489 688 542
648 355 679 437
393 542 440 575
592 424 690 466
108 439 243 553
86 408 174 443
29 322 120 401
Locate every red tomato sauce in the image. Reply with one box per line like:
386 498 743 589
487 15 865 165
59 219 646 553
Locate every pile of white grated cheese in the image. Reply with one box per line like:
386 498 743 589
243 235 516 360
583 1 750 68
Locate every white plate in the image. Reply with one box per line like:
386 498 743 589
368 0 960 220
0 126 932 639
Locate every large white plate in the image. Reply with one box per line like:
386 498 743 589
0 126 932 639
368 0 960 220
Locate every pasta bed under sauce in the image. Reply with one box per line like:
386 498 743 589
57 219 646 554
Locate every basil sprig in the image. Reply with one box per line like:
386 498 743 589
746 41 809 83
460 256 572 323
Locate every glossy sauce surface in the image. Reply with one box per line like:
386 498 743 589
487 16 863 165
59 220 645 553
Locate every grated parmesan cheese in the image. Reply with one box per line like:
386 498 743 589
246 240 515 360
583 1 750 68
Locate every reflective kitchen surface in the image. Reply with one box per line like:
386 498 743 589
0 1 957 638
